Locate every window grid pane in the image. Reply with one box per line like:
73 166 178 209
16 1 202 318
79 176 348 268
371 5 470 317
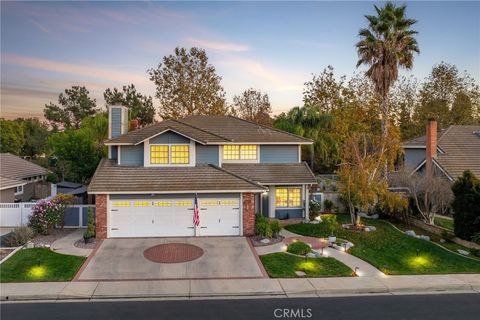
171 145 189 164
223 145 240 160
275 188 288 207
288 188 302 207
240 145 257 160
150 145 169 164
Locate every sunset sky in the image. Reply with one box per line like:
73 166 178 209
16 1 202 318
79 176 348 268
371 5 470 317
1 1 479 119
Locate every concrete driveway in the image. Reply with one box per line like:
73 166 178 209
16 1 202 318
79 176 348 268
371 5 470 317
77 237 264 280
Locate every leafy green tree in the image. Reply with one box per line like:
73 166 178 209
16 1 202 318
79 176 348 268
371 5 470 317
14 118 49 158
414 62 480 131
274 106 338 172
47 129 102 183
233 88 272 125
0 119 25 155
148 47 227 119
80 113 108 157
356 1 419 145
303 65 346 113
452 171 480 241
389 75 419 141
44 86 98 129
104 84 155 126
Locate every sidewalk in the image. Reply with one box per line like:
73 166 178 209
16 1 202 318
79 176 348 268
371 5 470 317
1 274 479 301
51 229 92 257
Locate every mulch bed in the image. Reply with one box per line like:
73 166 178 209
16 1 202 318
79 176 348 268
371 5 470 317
0 248 15 261
250 236 284 247
31 228 74 247
74 238 98 249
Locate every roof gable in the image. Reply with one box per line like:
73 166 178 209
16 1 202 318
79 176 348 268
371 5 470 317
105 115 312 146
0 153 49 180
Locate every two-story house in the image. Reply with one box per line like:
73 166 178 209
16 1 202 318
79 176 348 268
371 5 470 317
88 106 316 239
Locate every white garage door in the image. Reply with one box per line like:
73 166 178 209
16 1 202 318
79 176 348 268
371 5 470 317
108 196 241 238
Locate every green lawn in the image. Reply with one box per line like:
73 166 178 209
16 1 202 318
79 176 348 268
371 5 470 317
285 215 480 275
260 252 353 278
434 217 454 230
0 248 86 282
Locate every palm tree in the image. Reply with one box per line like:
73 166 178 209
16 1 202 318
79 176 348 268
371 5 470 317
356 2 419 144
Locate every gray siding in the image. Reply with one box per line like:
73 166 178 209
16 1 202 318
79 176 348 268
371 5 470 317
119 144 144 166
275 208 303 219
196 144 219 165
404 148 425 170
150 131 190 144
111 108 122 138
260 145 299 163
109 146 118 160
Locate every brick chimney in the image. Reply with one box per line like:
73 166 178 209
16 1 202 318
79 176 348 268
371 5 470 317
425 119 437 176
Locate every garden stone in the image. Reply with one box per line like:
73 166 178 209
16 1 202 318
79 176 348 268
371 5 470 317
405 230 416 237
310 220 320 224
364 227 371 232
306 252 317 258
457 249 470 256
26 242 34 249
260 239 270 244
440 239 446 243
419 235 430 241
295 271 307 277
332 244 342 251
365 226 376 231
345 242 354 249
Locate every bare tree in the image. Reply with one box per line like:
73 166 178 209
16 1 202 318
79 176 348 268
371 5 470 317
392 169 453 224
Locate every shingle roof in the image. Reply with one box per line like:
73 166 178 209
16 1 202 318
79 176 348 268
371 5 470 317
87 160 267 194
434 125 480 179
404 125 480 179
0 153 49 180
222 163 317 185
105 116 312 145
0 176 26 191
403 129 448 147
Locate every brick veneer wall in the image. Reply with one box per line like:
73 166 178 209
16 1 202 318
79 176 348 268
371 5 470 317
95 194 108 239
242 192 255 236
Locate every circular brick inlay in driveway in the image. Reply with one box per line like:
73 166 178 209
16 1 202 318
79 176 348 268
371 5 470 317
143 243 204 263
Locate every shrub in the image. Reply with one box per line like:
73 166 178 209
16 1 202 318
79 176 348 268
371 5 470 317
3 226 34 247
287 241 311 255
452 171 480 240
441 230 455 243
309 200 321 220
46 173 59 184
255 214 272 238
270 220 282 238
472 232 480 244
29 194 75 234
322 214 337 235
84 207 95 239
324 199 334 212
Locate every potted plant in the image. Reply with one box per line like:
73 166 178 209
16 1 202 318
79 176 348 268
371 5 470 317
83 208 95 244
322 214 337 244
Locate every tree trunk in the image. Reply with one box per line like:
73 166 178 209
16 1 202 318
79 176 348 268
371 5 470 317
381 94 389 178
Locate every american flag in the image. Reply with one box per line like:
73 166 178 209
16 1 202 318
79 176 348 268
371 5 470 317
193 193 200 227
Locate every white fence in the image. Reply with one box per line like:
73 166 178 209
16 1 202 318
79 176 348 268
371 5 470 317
0 203 95 228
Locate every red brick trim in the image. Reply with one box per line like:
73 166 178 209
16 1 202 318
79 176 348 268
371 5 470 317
95 194 107 239
242 192 255 236
72 239 104 282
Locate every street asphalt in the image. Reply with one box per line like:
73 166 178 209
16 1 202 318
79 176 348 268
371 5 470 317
2 293 480 320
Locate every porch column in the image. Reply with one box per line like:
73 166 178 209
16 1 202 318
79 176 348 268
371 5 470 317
95 194 108 239
242 192 255 236
304 186 309 221
268 186 276 218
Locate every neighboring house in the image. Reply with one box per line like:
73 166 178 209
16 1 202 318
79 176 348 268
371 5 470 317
57 181 92 204
0 153 51 202
88 106 316 239
402 120 480 181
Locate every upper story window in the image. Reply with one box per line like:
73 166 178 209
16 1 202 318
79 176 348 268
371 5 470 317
171 145 189 164
150 144 189 165
150 145 169 164
223 145 257 160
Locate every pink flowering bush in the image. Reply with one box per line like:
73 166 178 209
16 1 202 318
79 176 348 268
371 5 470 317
29 194 74 235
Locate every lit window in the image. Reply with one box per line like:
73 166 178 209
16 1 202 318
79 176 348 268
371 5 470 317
176 200 192 206
150 145 169 164
153 201 171 207
223 145 257 160
112 201 130 207
276 187 302 208
171 145 189 164
134 201 150 207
